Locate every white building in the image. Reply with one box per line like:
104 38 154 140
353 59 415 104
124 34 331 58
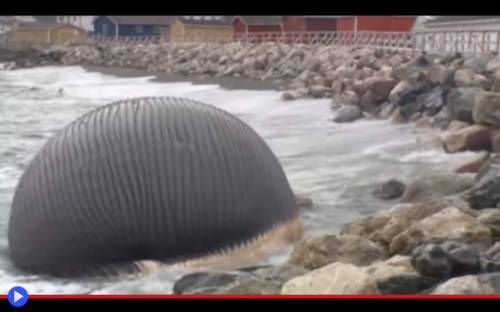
57 16 95 32
413 16 500 53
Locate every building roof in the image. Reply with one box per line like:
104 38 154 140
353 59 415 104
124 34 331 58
425 16 500 25
177 16 232 27
234 16 283 26
32 16 58 23
106 16 175 26
303 16 339 19
17 22 84 30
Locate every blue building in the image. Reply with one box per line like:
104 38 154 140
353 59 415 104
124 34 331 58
93 16 174 38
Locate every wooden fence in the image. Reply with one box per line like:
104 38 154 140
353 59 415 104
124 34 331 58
3 30 500 54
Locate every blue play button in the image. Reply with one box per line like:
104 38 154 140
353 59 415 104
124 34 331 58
8 286 28 307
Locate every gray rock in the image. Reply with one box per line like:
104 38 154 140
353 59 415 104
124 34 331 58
441 241 481 276
477 210 500 237
173 272 239 294
377 273 436 294
463 168 500 210
411 243 453 279
373 179 406 200
476 154 500 182
390 207 492 255
473 91 500 127
415 88 444 116
447 87 477 123
431 275 483 294
288 233 388 270
477 273 500 293
333 105 363 123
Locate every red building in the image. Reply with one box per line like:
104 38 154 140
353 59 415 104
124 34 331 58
232 16 283 34
337 16 417 32
282 16 338 32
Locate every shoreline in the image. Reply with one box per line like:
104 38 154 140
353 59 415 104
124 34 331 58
83 65 291 92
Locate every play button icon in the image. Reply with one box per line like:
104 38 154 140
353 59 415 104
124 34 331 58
8 286 28 307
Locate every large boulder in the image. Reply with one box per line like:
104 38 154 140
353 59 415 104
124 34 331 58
490 129 500 153
364 77 399 104
476 154 500 182
473 91 500 127
453 151 490 174
281 262 380 294
462 168 500 210
415 88 445 116
477 210 500 238
373 179 406 200
431 275 483 294
447 87 478 123
288 234 388 270
443 124 492 153
333 105 363 123
411 241 482 280
282 256 434 295
390 207 493 255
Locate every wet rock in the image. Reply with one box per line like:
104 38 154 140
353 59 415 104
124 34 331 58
252 265 309 284
411 243 453 279
477 273 500 293
455 69 478 87
340 211 393 242
288 234 388 270
368 255 436 294
476 154 500 182
431 275 482 294
486 242 500 260
443 124 492 153
338 90 360 106
447 87 477 123
217 278 281 294
414 116 433 128
453 151 490 174
477 209 500 237
464 54 493 73
425 64 447 85
473 91 500 127
490 129 500 153
389 80 411 103
308 85 328 99
173 272 239 294
373 179 406 200
486 57 500 73
390 207 493 255
295 194 313 209
390 107 407 124
463 169 500 210
377 102 396 119
333 105 363 123
409 112 423 122
364 199 471 249
399 80 434 105
365 77 399 104
281 92 296 101
416 88 445 116
400 174 475 203
411 241 482 281
281 262 380 294
447 120 471 132
352 79 367 96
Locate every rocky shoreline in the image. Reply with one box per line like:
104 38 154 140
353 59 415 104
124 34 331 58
5 41 500 294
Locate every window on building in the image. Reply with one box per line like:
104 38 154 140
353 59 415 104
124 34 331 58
73 16 77 22
136 25 143 33
103 23 108 36
154 26 160 34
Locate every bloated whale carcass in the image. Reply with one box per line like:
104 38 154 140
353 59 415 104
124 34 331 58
7 97 302 277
